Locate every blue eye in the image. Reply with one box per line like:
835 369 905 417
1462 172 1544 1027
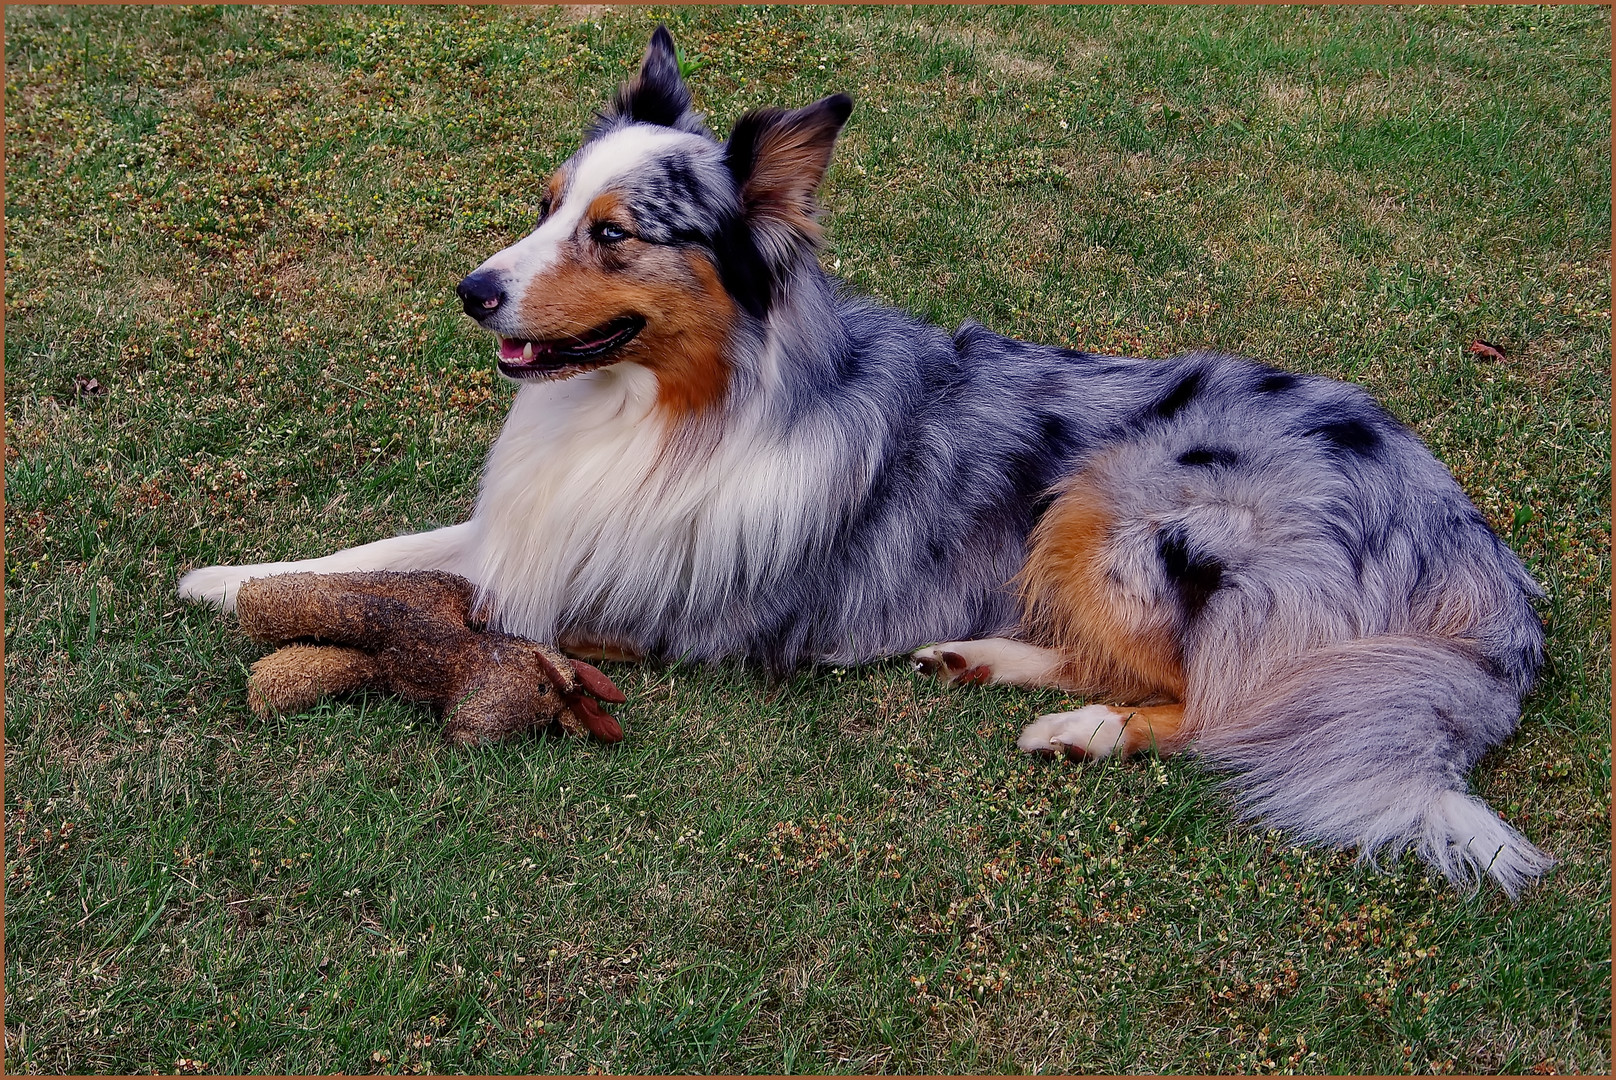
592 222 631 244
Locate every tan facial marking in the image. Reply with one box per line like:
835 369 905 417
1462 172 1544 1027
645 251 736 417
513 214 736 417
586 191 626 226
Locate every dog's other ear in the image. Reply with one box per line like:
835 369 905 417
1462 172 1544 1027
725 93 853 267
606 25 704 133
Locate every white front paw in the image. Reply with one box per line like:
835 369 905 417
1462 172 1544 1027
1017 704 1127 760
177 565 258 612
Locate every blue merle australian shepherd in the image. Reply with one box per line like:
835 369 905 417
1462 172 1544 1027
180 28 1553 896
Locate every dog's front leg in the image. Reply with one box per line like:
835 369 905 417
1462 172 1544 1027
177 521 481 613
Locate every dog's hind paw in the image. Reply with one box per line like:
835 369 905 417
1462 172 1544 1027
913 637 1068 689
1017 705 1127 760
913 643 992 686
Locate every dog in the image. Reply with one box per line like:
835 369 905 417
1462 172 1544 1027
179 27 1553 897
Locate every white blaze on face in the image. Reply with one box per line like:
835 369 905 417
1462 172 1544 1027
469 125 706 312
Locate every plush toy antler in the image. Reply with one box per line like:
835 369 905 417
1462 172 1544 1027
234 570 626 745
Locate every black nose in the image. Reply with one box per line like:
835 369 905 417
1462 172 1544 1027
457 271 506 320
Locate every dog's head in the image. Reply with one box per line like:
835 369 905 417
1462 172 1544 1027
457 26 851 415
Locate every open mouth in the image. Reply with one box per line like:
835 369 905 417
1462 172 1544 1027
496 315 646 379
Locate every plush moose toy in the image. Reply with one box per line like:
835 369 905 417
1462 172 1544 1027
234 570 626 745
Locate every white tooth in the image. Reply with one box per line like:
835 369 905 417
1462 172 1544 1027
522 342 534 360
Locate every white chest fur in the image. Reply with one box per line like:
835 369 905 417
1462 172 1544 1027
469 363 858 642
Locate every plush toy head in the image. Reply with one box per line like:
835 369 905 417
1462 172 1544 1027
234 570 626 745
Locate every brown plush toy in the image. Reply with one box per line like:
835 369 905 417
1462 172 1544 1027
234 570 626 745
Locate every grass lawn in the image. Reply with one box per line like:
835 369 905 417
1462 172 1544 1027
4 4 1610 1074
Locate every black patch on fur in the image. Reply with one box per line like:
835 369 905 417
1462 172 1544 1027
1476 652 1510 683
1158 526 1224 619
1148 368 1205 421
1257 370 1300 394
1022 413 1081 522
1178 446 1238 468
632 157 703 229
663 156 698 201
1038 412 1076 455
673 214 775 319
835 347 864 381
998 414 1080 528
1307 416 1382 456
1005 446 1055 524
705 215 774 320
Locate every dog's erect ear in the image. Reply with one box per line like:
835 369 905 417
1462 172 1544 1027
725 93 853 265
607 26 702 132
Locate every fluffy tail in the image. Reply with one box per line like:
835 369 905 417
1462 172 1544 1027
1194 636 1554 899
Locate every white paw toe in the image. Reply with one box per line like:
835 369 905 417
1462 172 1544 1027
911 643 987 685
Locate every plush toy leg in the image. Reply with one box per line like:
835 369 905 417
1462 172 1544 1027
247 644 382 717
236 571 475 650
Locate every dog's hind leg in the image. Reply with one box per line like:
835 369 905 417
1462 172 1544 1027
916 467 1197 756
1009 470 1190 703
1017 702 1190 759
916 470 1189 698
178 521 481 613
915 632 1191 758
